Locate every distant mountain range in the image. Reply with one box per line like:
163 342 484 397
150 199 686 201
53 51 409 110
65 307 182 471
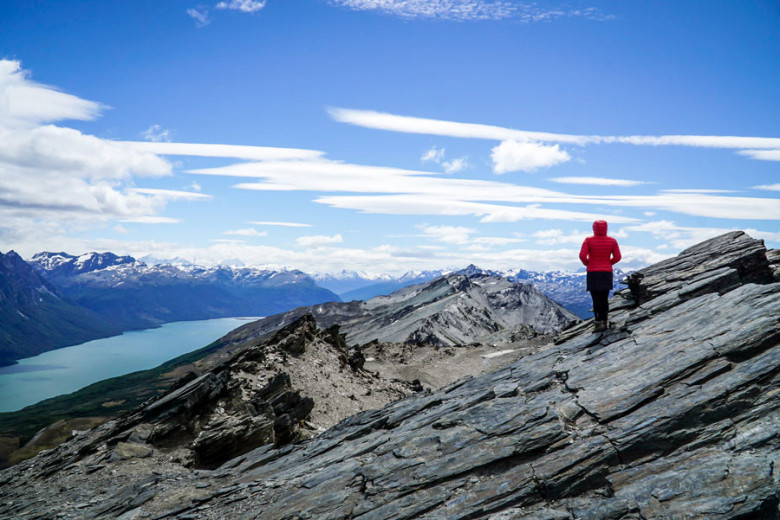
315 265 628 318
0 252 119 366
1 249 623 366
29 252 340 331
0 252 340 366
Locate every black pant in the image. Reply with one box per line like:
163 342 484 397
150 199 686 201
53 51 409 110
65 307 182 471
590 290 609 322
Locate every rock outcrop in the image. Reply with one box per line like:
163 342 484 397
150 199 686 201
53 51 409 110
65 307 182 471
1 232 778 519
223 271 579 351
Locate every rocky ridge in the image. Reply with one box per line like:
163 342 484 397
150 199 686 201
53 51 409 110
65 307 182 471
1 231 778 519
225 271 578 350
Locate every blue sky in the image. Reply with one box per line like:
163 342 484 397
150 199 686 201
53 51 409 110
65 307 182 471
1 0 778 273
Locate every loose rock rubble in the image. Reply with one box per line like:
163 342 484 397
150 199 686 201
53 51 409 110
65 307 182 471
1 231 778 519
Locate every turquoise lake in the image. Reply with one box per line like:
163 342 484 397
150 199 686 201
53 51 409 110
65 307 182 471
0 317 255 413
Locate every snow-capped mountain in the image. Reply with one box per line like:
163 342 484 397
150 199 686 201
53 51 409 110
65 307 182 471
311 270 394 295
312 264 628 318
0 252 119 366
30 252 341 331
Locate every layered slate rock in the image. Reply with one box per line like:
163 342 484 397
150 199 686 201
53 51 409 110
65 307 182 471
1 232 778 519
221 272 579 351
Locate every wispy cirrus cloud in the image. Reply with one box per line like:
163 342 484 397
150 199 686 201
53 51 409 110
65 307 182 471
754 183 780 191
127 188 212 201
216 0 266 12
296 233 344 248
625 220 780 249
141 124 173 143
186 8 211 26
551 176 648 187
252 221 312 227
328 0 610 22
224 227 268 237
329 108 780 170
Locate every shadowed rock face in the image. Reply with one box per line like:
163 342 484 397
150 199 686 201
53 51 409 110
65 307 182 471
1 232 778 520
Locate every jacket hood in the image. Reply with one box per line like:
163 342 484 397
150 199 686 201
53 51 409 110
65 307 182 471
593 220 608 236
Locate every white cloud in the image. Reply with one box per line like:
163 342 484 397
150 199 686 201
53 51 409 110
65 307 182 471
296 234 344 248
418 224 476 245
738 149 780 161
660 188 736 194
625 220 780 249
120 216 181 224
128 188 212 201
186 8 211 26
421 146 445 163
216 0 266 12
442 157 468 173
124 141 323 161
532 229 588 245
252 221 312 227
420 145 467 173
329 107 592 144
329 108 780 161
491 140 570 173
328 0 609 22
754 183 780 191
188 153 779 221
551 176 647 187
0 60 207 237
224 227 268 237
0 60 104 129
315 195 638 223
141 124 172 142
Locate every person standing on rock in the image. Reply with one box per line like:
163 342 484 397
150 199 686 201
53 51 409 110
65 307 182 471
579 220 622 332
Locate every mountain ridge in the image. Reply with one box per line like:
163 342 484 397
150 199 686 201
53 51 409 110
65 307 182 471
2 231 776 519
29 251 342 331
0 251 119 366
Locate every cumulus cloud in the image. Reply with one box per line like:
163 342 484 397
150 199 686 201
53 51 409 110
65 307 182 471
420 145 468 173
442 157 469 173
491 140 571 173
550 176 647 187
296 234 344 248
216 0 266 12
0 60 214 237
421 146 445 163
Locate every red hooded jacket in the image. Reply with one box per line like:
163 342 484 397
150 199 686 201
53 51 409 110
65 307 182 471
579 220 622 272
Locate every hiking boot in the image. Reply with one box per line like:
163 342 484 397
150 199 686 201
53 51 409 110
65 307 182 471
594 320 607 332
